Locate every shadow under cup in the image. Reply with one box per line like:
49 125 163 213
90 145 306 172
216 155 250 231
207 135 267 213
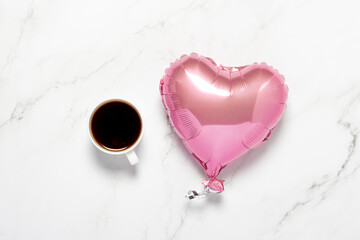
89 99 143 154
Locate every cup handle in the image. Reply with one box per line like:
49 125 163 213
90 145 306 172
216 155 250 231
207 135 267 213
126 150 139 165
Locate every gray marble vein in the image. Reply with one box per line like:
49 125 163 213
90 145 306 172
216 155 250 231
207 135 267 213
0 55 117 128
275 92 360 233
135 0 208 35
1 1 34 79
1 1 360 239
170 210 187 240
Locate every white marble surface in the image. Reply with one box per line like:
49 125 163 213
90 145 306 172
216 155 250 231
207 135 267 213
1 0 360 239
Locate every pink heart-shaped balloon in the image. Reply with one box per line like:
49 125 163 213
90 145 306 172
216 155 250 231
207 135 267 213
160 53 288 192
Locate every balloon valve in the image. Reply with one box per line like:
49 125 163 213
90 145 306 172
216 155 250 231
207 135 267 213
185 178 225 200
185 187 210 200
185 190 206 200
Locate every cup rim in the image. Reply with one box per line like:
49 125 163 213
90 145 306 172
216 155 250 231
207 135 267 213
89 98 143 155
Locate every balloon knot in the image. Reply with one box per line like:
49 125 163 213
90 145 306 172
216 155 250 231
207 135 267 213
202 178 224 192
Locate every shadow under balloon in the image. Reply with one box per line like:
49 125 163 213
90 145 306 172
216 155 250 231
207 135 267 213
205 192 223 203
91 143 138 177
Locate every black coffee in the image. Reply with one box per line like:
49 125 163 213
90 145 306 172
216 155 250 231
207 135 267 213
90 100 142 151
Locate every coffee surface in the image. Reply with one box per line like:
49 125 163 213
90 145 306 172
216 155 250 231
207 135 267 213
91 101 141 151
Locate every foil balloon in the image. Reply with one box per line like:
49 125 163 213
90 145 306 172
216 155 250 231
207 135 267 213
159 53 288 199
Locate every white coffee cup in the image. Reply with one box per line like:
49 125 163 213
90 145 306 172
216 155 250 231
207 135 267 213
89 99 143 165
